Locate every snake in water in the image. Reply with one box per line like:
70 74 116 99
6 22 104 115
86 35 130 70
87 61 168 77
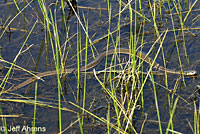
7 48 197 92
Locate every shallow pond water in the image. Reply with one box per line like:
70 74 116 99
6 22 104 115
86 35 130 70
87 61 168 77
0 0 199 133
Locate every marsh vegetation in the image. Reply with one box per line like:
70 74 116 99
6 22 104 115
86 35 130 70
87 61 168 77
0 0 199 133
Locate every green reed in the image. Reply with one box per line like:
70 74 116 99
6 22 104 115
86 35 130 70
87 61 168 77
105 1 112 132
32 81 38 134
38 1 61 132
76 19 83 134
193 99 200 134
37 0 67 132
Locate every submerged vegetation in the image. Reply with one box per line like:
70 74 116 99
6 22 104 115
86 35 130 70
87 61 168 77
0 0 199 133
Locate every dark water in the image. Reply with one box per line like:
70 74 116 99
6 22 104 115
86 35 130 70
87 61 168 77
0 0 199 133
